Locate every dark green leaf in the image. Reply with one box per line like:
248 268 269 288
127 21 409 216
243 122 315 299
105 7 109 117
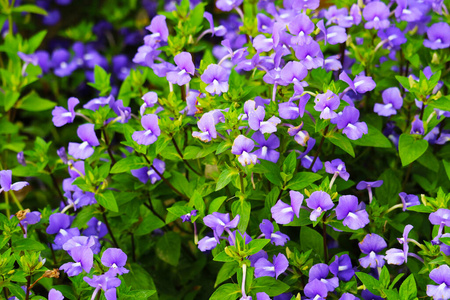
96 190 119 212
209 283 240 300
300 226 323 259
352 124 392 148
251 277 289 297
287 172 322 190
135 214 165 236
156 232 180 266
327 133 355 157
231 200 251 233
282 151 297 176
12 238 45 251
259 160 282 186
398 134 428 167
110 156 145 173
215 261 239 287
356 272 382 295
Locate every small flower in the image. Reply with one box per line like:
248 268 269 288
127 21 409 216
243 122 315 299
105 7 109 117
84 273 122 300
259 219 290 246
359 233 387 268
252 132 280 163
52 97 79 127
331 106 368 140
410 115 424 135
374 88 403 117
398 192 420 211
131 158 165 184
201 64 229 95
68 124 100 160
231 135 259 167
181 210 198 222
309 263 339 292
306 191 334 222
132 114 161 145
339 71 376 94
198 235 219 252
363 2 390 30
329 254 355 281
385 224 414 265
203 212 240 238
426 265 450 299
314 90 340 119
0 170 29 193
423 22 450 50
335 195 369 230
60 246 93 277
271 191 304 224
48 289 64 300
254 253 289 279
140 92 158 116
216 0 243 12
304 279 328 300
102 248 129 276
166 52 195 86
325 159 350 181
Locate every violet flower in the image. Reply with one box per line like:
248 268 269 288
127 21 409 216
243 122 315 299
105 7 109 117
145 15 169 44
132 114 160 145
201 64 229 95
374 87 403 117
48 289 64 300
356 180 383 203
335 195 369 230
248 106 281 134
331 106 368 140
203 212 240 238
17 151 26 166
18 210 41 238
398 192 420 211
198 235 219 252
288 13 314 46
423 22 450 50
102 248 129 276
426 265 450 299
192 110 224 142
280 61 308 94
308 263 339 292
385 224 415 265
325 159 349 188
410 115 424 135
68 124 100 160
60 246 93 277
339 71 376 94
259 219 290 246
252 131 280 163
304 279 328 300
84 274 122 300
306 191 334 222
358 233 387 268
362 2 390 30
287 123 310 147
140 91 158 116
301 155 323 173
271 190 304 224
166 52 195 86
254 253 289 279
329 254 355 281
181 210 198 222
295 41 324 70
131 158 165 184
216 0 243 12
314 90 340 119
83 217 108 238
231 135 259 167
429 209 450 245
0 170 28 193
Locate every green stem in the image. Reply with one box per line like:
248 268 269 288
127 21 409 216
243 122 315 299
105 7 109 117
172 138 201 176
5 191 10 218
100 207 119 248
309 125 329 171
102 128 116 165
9 191 23 210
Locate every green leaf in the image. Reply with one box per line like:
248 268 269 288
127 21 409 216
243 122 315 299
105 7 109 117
404 205 433 213
351 124 392 148
375 169 401 206
399 274 417 300
215 262 239 287
72 205 97 229
166 205 193 219
251 277 290 297
209 283 240 300
398 134 428 166
429 95 450 111
379 266 390 288
12 4 47 15
443 160 450 181
282 151 297 176
232 200 251 232
88 65 111 96
216 168 237 191
16 91 55 111
110 156 145 173
27 30 47 52
184 145 218 159
2 90 20 112
327 133 355 157
12 238 45 251
259 160 282 186
122 263 158 300
96 190 119 212
245 239 270 256
190 190 205 215
300 226 323 259
156 232 180 266
396 75 411 90
356 272 382 295
287 172 322 190
121 290 156 299
213 250 235 262
208 196 227 214
7 283 26 300
135 214 165 236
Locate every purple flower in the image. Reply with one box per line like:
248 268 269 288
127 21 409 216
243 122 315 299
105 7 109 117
108 97 131 124
18 211 41 237
339 71 376 94
429 209 450 245
304 279 328 300
329 254 355 281
216 0 243 11
331 106 368 140
0 170 28 193
254 253 289 279
410 115 424 135
145 15 169 43
314 90 340 119
301 155 323 173
198 235 219 252
140 91 158 116
83 217 108 238
17 151 26 166
325 159 349 181
132 114 160 145
248 106 281 134
356 180 383 203
288 13 314 46
201 64 229 95
424 22 450 50
231 135 258 166
84 274 122 300
181 210 198 222
288 123 311 147
295 41 323 70
48 289 64 300
363 2 390 30
280 61 308 94
306 191 334 222
68 124 100 160
271 191 304 224
359 233 387 268
252 132 280 163
203 212 240 237
102 248 129 276
398 192 420 211
385 224 414 265
259 219 290 246
131 158 165 184
335 195 369 230
309 263 339 292
60 246 93 277
63 236 98 255
167 52 195 86
426 265 450 299
340 293 358 300
374 88 403 117
83 95 111 111
378 27 407 49
192 110 224 142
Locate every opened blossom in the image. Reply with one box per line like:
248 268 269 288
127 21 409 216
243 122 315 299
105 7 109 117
231 135 258 166
201 64 229 95
306 191 334 221
335 195 369 230
271 190 304 224
132 114 160 145
52 97 79 127
68 124 100 160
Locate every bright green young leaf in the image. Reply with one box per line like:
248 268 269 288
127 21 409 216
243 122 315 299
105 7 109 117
232 200 251 232
352 124 392 148
209 283 240 300
327 133 355 157
287 172 322 190
96 190 119 212
215 261 239 288
251 276 290 297
398 134 428 166
16 91 55 111
399 274 417 300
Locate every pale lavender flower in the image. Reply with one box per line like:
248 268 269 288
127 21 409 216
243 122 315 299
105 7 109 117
60 246 93 276
198 235 219 252
410 115 424 135
426 265 450 299
363 2 390 30
68 124 100 160
306 191 334 222
339 71 376 94
231 135 258 166
201 64 229 95
359 233 387 268
216 0 243 11
203 212 240 237
271 191 304 224
140 91 158 116
131 158 165 184
424 22 450 49
331 106 368 140
385 224 414 265
374 87 403 117
166 52 195 86
192 110 224 142
0 170 28 193
132 114 160 145
325 159 350 181
102 248 129 276
304 279 328 300
314 90 340 119
308 263 339 292
48 289 64 300
295 41 323 70
52 97 79 127
252 132 280 163
248 106 281 134
145 15 169 43
288 13 314 46
399 192 420 211
356 180 383 203
84 274 121 300
335 195 369 230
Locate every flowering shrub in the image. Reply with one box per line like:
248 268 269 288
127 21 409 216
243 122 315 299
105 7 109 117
1 0 450 299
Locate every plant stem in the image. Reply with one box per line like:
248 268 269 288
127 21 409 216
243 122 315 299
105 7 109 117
322 217 328 264
172 138 201 176
102 128 116 165
239 172 245 194
9 191 23 210
25 275 31 300
46 166 67 206
130 232 136 262
5 192 10 218
309 125 329 171
100 207 119 248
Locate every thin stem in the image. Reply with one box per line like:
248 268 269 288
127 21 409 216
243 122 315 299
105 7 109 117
61 203 74 214
272 83 278 102
25 275 31 300
102 128 116 165
75 112 93 123
5 191 10 218
9 191 23 210
218 53 233 66
329 172 338 189
408 253 424 263
241 263 248 298
309 125 329 171
235 6 245 21
46 166 67 206
385 203 403 214
130 233 136 262
419 103 425 121
402 163 413 191
368 187 373 204
193 222 198 244
100 207 119 248
239 172 245 194
172 138 201 175
322 217 328 264
181 85 186 102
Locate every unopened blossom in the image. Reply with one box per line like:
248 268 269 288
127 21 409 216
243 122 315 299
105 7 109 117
309 263 339 292
60 246 93 277
166 52 195 86
287 123 310 147
329 254 355 281
374 87 403 117
335 195 369 230
231 135 258 166
304 279 328 300
306 191 334 222
252 132 280 163
339 71 376 94
181 210 198 222
131 158 165 184
17 151 26 166
52 97 79 127
254 253 289 279
363 1 390 30
259 219 289 246
271 191 304 224
332 106 368 140
140 91 158 116
201 64 229 95
84 273 122 300
0 170 29 193
410 115 424 135
102 248 129 276
426 265 450 299
424 22 450 50
132 114 160 145
359 233 387 268
68 124 100 160
203 212 240 237
314 90 340 119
